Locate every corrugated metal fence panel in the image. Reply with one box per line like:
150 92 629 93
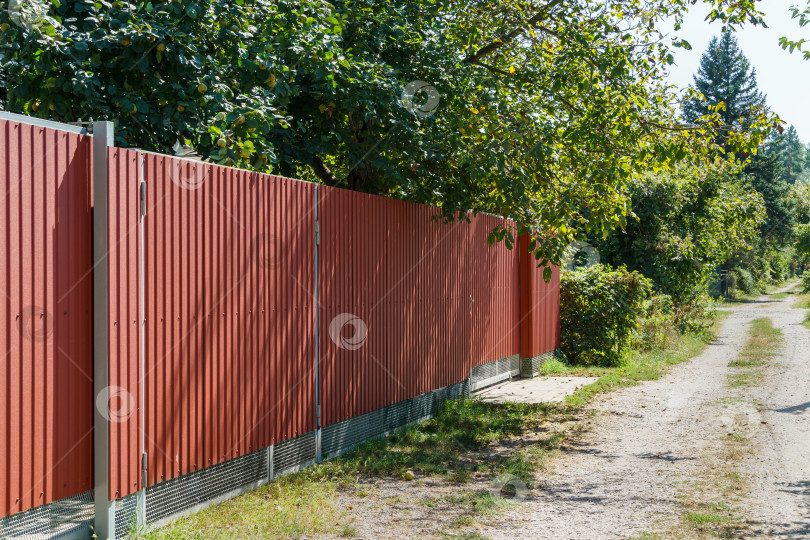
318 187 521 427
518 234 561 358
0 119 94 518
466 214 520 373
107 148 143 500
142 154 315 488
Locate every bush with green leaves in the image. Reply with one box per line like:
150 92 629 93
560 264 653 366
729 267 757 295
595 163 764 312
803 271 810 293
632 293 677 352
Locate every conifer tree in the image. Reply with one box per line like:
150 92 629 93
767 125 806 184
683 33 766 141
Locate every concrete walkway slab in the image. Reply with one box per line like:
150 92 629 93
477 376 600 404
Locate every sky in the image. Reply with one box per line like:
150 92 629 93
661 0 810 143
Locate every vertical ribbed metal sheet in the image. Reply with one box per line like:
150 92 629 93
107 148 143 500
466 214 521 373
519 234 561 358
142 154 315 488
0 118 94 518
318 187 522 427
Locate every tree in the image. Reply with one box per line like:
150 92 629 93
780 2 810 60
682 32 767 148
0 0 772 265
594 163 764 310
744 153 795 246
767 125 806 184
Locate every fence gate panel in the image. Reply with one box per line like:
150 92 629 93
0 115 94 534
141 154 317 495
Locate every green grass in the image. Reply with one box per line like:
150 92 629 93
556 312 729 408
728 318 782 373
682 501 741 536
794 293 810 310
138 312 730 540
685 512 728 525
312 398 567 487
133 473 341 539
769 292 788 300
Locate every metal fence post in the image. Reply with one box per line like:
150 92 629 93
92 121 115 539
314 185 322 463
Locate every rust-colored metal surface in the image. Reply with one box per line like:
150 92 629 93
519 234 561 358
0 118 94 518
142 154 316 487
467 213 521 372
1 120 560 516
318 187 522 427
107 148 143 500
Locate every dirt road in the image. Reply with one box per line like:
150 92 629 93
478 284 810 539
328 285 809 539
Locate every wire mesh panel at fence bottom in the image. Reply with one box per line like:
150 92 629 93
104 378 473 538
0 491 93 540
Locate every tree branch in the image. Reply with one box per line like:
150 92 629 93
462 0 564 64
311 154 338 184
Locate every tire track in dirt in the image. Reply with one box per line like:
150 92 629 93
480 283 809 539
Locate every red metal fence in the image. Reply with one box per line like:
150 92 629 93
1 113 560 525
107 148 143 500
0 118 94 517
318 188 521 426
140 154 316 493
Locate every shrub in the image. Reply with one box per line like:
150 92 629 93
560 264 653 366
633 293 677 351
729 267 756 296
803 272 810 293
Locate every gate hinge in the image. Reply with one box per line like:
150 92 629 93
315 220 320 245
140 181 147 217
142 452 148 487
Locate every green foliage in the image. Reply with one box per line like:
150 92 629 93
744 153 796 246
560 265 653 366
0 0 773 264
796 223 810 261
766 125 807 184
803 271 810 292
632 294 677 352
729 267 756 295
780 2 810 60
682 33 767 149
596 163 764 308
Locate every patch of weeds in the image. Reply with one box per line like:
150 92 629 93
564 317 728 409
769 292 788 300
539 355 571 375
437 532 489 540
339 524 359 537
317 398 559 481
728 371 762 388
726 431 748 443
134 473 342 540
448 490 518 516
685 512 727 525
728 318 782 374
793 293 810 310
449 515 476 528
